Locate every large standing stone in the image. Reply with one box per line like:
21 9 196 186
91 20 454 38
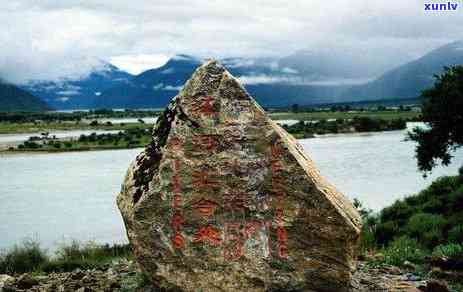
117 60 361 292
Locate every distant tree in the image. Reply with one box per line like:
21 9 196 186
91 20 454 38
408 66 463 174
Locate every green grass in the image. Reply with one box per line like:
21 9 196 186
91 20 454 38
0 239 132 274
269 110 421 121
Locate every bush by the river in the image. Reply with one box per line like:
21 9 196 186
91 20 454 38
15 127 152 151
356 170 463 268
0 239 131 274
282 117 407 138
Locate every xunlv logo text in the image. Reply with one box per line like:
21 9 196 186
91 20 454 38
424 2 459 11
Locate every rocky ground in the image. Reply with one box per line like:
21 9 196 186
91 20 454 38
0 260 459 292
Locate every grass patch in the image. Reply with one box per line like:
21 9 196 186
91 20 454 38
380 236 427 266
0 239 48 274
0 239 132 274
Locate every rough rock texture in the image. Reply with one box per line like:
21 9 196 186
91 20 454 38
117 60 362 292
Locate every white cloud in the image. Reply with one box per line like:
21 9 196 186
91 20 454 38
110 54 170 74
281 67 298 74
56 90 80 96
0 1 462 83
163 85 182 91
152 83 182 91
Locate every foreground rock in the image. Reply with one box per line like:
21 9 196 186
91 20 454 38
2 261 447 292
117 60 362 291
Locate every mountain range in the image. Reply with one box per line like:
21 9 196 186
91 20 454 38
2 40 463 111
344 41 463 100
21 62 133 110
0 80 50 112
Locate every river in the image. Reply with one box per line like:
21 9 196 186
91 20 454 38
1 125 462 250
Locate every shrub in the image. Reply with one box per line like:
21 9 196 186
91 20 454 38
432 243 463 258
0 239 48 274
23 141 41 149
353 199 378 252
55 240 131 263
381 236 427 266
449 225 463 244
375 221 400 245
449 185 463 211
406 213 447 248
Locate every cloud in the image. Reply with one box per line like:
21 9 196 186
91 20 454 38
110 54 170 74
239 74 373 86
56 90 80 96
152 83 182 91
163 85 182 91
0 0 462 83
56 97 70 102
281 67 298 74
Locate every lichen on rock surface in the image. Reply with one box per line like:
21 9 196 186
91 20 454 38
117 60 362 292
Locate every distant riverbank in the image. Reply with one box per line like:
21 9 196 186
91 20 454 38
1 118 416 154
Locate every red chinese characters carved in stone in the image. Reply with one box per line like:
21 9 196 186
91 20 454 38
191 96 215 116
271 143 284 159
171 212 184 232
193 225 222 246
171 159 184 250
192 134 219 152
192 169 218 189
168 136 184 150
223 223 244 260
172 194 182 209
223 192 249 214
270 141 289 259
276 226 288 259
243 220 263 239
172 233 185 250
191 199 218 219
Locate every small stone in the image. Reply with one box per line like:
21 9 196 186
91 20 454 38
15 274 39 289
403 273 421 282
381 265 402 275
422 279 450 292
0 275 15 288
403 260 416 271
71 269 85 280
104 279 121 290
76 287 93 292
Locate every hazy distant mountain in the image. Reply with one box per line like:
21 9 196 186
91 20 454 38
0 81 50 112
343 41 463 101
94 55 354 108
278 48 389 81
23 40 463 110
94 55 201 109
22 62 133 109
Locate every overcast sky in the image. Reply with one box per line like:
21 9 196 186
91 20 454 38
1 0 462 83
